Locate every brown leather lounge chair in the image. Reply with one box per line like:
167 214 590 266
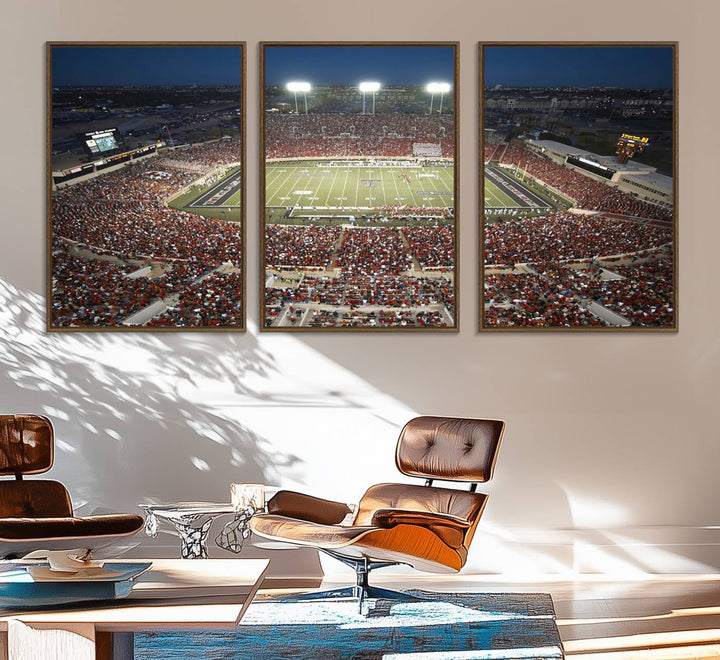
250 416 504 608
0 414 145 559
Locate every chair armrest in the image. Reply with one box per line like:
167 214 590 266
267 490 353 525
371 509 471 548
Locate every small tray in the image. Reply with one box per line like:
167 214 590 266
0 562 152 608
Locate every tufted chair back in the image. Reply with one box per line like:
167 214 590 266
0 415 54 476
395 416 504 483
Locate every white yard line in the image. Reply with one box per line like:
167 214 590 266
324 167 339 207
353 167 361 208
379 168 390 207
390 168 404 205
405 171 421 207
366 169 374 206
338 168 350 206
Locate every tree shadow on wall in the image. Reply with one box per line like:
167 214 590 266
0 277 299 513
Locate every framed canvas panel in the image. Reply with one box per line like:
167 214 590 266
47 42 246 331
480 43 677 330
261 42 458 331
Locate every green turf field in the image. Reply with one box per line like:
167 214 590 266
167 166 242 223
265 161 454 218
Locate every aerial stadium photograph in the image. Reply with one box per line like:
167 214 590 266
47 43 245 331
481 44 676 330
262 43 457 331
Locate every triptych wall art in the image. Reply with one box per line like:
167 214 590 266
46 42 676 333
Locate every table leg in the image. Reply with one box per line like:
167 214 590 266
170 518 213 559
96 632 134 660
143 512 159 538
215 506 256 553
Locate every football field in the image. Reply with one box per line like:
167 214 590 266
265 160 454 217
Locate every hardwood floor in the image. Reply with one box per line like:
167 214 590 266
549 577 720 659
277 573 720 659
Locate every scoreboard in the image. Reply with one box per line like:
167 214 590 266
82 128 122 158
616 133 649 164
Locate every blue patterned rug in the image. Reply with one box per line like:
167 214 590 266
136 591 563 659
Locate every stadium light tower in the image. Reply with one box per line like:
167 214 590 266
359 81 381 115
426 82 451 114
287 81 311 115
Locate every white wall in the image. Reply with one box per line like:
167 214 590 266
0 0 718 577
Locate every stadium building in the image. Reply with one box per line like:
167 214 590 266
526 138 673 206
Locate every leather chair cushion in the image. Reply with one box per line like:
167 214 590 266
353 483 487 526
0 514 145 541
250 514 373 548
0 480 73 518
396 416 504 482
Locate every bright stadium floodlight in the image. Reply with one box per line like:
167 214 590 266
426 82 452 114
287 81 312 115
359 81 381 115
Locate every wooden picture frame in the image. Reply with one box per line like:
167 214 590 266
261 42 458 331
47 42 246 331
480 43 677 331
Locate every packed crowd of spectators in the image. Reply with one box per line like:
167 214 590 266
51 253 167 327
586 259 674 326
53 161 243 264
336 227 413 275
156 140 241 172
145 272 243 327
401 226 454 269
266 113 454 160
499 141 671 221
265 273 454 328
484 212 672 266
306 308 449 329
484 255 674 327
265 225 341 268
375 206 453 219
264 223 456 327
538 258 674 327
51 141 244 327
268 274 452 308
483 272 604 327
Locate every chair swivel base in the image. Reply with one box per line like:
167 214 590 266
273 552 426 613
272 584 425 614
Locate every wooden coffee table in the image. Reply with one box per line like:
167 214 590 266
0 558 269 660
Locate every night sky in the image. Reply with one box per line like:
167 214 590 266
52 45 242 87
264 45 455 86
484 46 674 89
